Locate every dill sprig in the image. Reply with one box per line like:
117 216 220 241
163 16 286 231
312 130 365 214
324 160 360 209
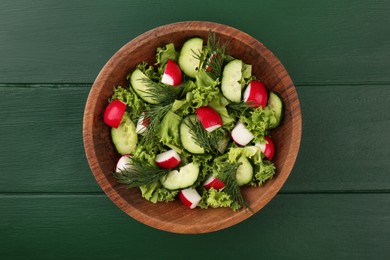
218 162 251 210
185 116 219 154
227 101 253 118
113 157 170 188
139 78 178 105
192 31 227 80
142 103 173 143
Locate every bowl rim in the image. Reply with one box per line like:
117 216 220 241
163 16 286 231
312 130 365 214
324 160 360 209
83 21 302 234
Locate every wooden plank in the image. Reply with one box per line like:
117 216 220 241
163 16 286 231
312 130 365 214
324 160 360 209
285 84 390 192
0 0 389 84
0 84 389 192
0 85 99 192
0 194 389 259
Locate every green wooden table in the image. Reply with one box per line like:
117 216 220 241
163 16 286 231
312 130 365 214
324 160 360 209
1 0 389 259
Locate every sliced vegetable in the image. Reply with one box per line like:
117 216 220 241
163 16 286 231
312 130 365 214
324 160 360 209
178 37 203 78
115 155 133 172
267 91 284 127
179 115 205 154
221 59 243 102
203 176 225 190
195 106 223 132
103 99 127 128
135 112 149 134
155 149 181 169
160 162 200 190
111 113 138 155
235 156 253 186
179 188 202 209
258 135 275 160
130 69 159 104
231 121 254 146
161 59 183 86
243 80 268 108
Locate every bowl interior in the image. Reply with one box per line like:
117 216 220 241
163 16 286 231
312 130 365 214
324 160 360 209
83 21 302 234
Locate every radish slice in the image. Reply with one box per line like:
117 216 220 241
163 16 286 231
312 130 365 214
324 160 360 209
115 155 133 172
161 59 183 86
103 99 127 128
195 106 223 132
243 80 268 108
258 136 275 160
203 176 225 190
155 149 181 169
231 122 254 146
136 112 149 134
179 188 202 209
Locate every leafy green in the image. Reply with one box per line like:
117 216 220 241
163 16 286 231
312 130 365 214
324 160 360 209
158 110 181 147
140 182 178 203
132 62 160 81
190 70 220 108
209 98 235 128
240 106 278 143
253 159 276 186
156 43 179 75
198 188 233 209
109 86 145 122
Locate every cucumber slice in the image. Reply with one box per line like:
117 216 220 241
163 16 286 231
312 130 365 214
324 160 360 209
111 114 137 155
221 59 243 103
268 91 284 127
179 115 205 154
178 37 203 78
235 156 253 186
160 162 200 190
130 69 159 104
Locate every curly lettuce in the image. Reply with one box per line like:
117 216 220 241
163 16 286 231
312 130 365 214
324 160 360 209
198 188 233 209
156 43 179 75
109 86 145 122
240 106 278 143
140 182 178 203
190 70 220 108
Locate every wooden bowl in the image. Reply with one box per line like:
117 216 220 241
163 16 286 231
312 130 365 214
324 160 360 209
83 21 302 234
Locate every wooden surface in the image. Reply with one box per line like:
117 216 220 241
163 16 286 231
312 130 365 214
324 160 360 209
1 0 389 258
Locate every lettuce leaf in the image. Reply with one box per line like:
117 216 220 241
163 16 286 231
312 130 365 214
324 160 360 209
139 182 178 203
190 70 220 108
109 86 145 122
240 106 278 143
131 62 160 81
253 159 276 186
208 98 235 128
158 110 181 147
198 188 233 209
156 43 179 75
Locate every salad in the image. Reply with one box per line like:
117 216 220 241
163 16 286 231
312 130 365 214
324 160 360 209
103 33 283 211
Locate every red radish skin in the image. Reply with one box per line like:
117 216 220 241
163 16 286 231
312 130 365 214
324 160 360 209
179 188 202 209
258 136 275 160
203 176 225 190
231 122 254 146
103 99 127 128
155 149 181 169
161 59 183 86
243 80 268 108
195 106 223 132
115 154 133 172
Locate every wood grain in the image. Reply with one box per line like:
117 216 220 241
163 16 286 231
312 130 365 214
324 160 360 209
83 21 301 233
0 0 389 84
0 194 389 259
